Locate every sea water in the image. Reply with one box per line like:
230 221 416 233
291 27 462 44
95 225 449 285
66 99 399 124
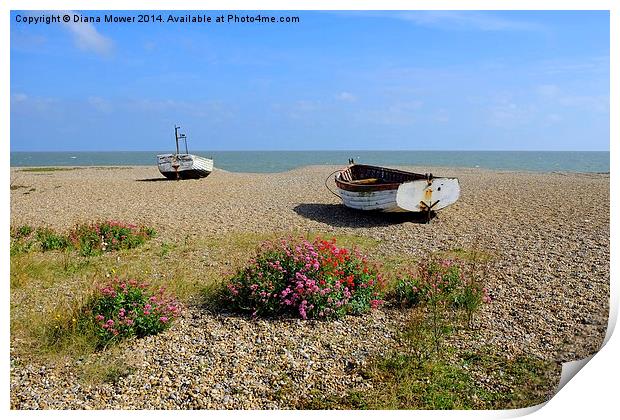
9 150 610 173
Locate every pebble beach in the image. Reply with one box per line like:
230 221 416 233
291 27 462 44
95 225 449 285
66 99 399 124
9 165 610 409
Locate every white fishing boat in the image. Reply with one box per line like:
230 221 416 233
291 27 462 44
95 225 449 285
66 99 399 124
157 126 213 180
331 162 460 219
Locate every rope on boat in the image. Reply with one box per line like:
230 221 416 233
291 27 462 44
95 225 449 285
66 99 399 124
324 169 342 199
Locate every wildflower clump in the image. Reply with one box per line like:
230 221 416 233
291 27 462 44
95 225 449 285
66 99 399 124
9 221 156 256
84 277 181 346
36 227 71 251
10 224 35 255
10 224 69 254
395 258 491 310
69 221 156 256
225 237 385 319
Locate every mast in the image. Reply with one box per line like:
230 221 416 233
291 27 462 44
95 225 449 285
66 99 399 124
174 125 180 155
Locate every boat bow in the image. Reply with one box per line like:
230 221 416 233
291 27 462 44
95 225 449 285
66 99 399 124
396 177 460 212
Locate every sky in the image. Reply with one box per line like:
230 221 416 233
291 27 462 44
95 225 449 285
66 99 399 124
10 10 610 151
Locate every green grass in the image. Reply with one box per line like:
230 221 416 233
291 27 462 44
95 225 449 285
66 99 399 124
434 247 495 264
299 319 560 410
70 345 136 386
299 299 558 410
331 351 557 410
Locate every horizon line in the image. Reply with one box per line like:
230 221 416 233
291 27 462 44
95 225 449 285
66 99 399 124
10 149 611 153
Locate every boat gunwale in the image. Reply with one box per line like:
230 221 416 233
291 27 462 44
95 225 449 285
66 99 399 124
334 164 427 192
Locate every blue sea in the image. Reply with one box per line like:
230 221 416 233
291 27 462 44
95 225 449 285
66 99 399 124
9 151 609 173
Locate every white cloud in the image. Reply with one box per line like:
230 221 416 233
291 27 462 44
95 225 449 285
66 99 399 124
487 101 534 128
335 92 357 102
536 84 609 113
144 41 157 52
62 12 113 56
536 84 562 98
362 100 424 126
11 94 59 112
433 108 450 123
11 93 28 102
126 98 233 120
88 96 113 113
354 11 545 32
537 57 609 76
294 100 320 112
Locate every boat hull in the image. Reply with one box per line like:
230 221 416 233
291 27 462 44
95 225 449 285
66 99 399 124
338 188 403 212
157 154 213 180
334 164 460 213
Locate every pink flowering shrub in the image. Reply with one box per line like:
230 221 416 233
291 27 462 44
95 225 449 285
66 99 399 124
84 277 181 346
225 237 385 319
69 221 156 256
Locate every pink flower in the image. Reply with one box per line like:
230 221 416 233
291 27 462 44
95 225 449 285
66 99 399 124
298 300 308 319
370 299 383 309
159 316 169 323
100 287 116 298
227 284 239 296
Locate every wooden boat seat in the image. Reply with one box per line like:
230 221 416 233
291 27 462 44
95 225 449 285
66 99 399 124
349 178 388 185
349 178 382 185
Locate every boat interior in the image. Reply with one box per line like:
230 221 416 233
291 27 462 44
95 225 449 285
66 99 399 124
338 164 427 185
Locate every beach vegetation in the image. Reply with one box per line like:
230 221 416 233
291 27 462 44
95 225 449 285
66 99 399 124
10 228 557 408
15 224 34 238
158 241 175 257
80 349 136 385
10 225 36 255
394 257 491 336
224 237 385 319
69 221 157 256
9 221 156 256
33 277 181 363
301 344 558 409
80 277 181 348
300 306 558 410
36 227 71 252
